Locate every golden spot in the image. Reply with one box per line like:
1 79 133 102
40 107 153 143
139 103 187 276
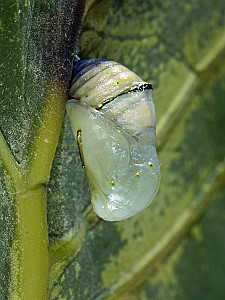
143 108 149 115
148 162 154 167
109 180 115 187
135 172 140 177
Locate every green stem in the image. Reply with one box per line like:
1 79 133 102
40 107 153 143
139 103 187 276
27 85 66 187
6 83 67 299
10 188 49 299
0 130 23 184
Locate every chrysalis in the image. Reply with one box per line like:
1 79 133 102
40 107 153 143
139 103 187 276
66 58 160 221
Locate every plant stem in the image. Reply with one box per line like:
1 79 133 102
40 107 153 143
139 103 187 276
6 83 67 299
10 187 49 299
0 131 23 183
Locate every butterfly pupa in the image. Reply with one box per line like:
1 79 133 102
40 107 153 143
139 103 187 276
66 58 160 221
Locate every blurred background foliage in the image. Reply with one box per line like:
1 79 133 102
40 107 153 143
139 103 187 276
72 1 225 299
1 0 225 299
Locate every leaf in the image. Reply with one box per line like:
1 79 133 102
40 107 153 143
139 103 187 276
73 1 225 299
0 0 85 298
1 0 225 299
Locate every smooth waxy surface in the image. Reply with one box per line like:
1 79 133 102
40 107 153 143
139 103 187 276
68 59 160 221
67 98 160 221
